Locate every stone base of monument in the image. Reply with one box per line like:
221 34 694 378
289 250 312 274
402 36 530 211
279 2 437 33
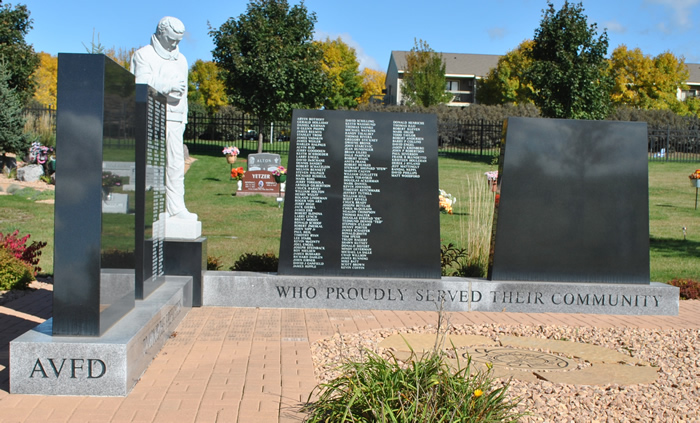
235 190 285 198
9 276 192 396
164 217 202 239
165 237 207 307
202 272 679 316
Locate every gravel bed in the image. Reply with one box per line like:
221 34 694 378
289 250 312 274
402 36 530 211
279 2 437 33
310 323 700 422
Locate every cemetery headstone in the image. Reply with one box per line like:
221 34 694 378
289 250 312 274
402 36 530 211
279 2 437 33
237 152 283 196
488 117 650 284
278 109 440 279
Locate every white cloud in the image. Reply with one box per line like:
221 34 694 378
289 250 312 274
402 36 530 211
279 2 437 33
314 30 382 71
603 20 627 34
487 27 507 40
645 0 700 28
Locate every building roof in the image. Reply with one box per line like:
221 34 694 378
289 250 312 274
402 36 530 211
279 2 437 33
390 51 501 77
686 63 700 84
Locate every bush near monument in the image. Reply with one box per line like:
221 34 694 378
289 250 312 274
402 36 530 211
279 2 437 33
230 251 279 272
0 229 46 275
0 247 33 290
668 278 700 300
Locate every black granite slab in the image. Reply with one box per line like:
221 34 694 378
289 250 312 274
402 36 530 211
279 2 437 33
53 54 135 336
488 117 650 284
278 110 440 279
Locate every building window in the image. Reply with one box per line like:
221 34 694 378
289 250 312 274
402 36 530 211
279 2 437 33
446 80 459 91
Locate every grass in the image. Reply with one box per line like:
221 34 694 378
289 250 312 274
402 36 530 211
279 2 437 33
0 153 697 282
0 195 54 275
647 161 700 281
184 151 289 270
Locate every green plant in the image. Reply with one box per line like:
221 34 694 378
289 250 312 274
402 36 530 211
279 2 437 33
302 337 523 422
440 243 467 276
668 278 700 300
230 251 279 272
207 255 223 270
0 247 33 290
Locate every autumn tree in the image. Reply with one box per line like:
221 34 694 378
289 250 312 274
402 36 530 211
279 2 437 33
210 0 327 152
315 37 363 109
0 3 39 105
31 52 57 107
609 45 689 111
525 1 612 119
401 39 452 107
188 60 228 114
477 40 535 105
359 68 386 105
0 62 30 157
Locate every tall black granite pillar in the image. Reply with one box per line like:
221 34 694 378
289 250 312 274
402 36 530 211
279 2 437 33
53 54 136 336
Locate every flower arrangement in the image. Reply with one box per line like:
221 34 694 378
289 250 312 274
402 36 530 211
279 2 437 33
29 142 54 165
439 189 456 214
231 167 245 181
222 146 240 156
689 169 700 180
272 166 287 177
484 170 498 192
101 171 122 189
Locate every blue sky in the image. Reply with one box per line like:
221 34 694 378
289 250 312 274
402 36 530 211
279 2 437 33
20 0 700 71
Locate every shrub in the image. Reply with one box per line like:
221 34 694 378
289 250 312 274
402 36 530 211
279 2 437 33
441 243 467 276
668 278 700 300
0 230 46 275
301 342 523 422
101 249 134 269
207 255 223 270
230 251 279 272
0 247 33 290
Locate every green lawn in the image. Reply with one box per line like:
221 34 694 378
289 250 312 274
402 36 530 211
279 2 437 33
1 153 697 282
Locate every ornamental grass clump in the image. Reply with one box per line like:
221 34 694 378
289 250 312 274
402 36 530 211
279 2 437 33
302 341 522 422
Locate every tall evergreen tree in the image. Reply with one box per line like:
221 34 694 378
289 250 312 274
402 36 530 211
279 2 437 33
0 3 39 105
525 1 611 120
0 61 30 158
401 39 452 107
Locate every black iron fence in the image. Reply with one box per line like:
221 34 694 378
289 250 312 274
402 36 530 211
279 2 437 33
23 106 700 162
184 111 291 156
648 127 700 162
437 120 503 157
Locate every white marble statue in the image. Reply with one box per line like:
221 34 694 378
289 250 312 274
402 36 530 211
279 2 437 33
130 17 197 223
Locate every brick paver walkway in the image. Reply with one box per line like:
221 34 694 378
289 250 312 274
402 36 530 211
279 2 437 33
1 283 699 422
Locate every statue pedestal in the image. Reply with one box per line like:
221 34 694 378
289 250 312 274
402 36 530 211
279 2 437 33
164 217 202 239
164 238 207 307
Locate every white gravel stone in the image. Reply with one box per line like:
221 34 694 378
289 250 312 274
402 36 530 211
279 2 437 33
310 323 700 422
